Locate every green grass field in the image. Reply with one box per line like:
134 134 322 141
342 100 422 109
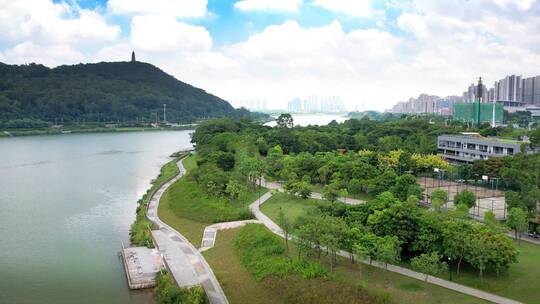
204 225 488 304
260 192 327 227
158 155 265 246
261 192 540 303
449 241 540 303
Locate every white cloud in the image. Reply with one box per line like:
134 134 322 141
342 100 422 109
2 0 540 112
234 0 302 12
131 15 211 52
313 0 373 17
0 41 84 66
107 0 207 18
492 0 534 11
0 0 120 44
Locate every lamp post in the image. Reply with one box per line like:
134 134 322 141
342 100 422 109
448 257 452 281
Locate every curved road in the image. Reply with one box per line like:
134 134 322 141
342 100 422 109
146 156 228 304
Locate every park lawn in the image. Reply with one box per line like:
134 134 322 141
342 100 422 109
263 192 540 303
309 183 375 201
260 192 328 227
328 256 489 304
205 225 488 304
203 228 284 304
446 240 540 303
158 154 265 246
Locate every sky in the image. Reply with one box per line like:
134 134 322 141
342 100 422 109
1 0 540 111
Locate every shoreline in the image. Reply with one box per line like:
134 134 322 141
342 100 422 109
0 126 196 138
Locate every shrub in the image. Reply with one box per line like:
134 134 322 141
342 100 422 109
155 270 208 304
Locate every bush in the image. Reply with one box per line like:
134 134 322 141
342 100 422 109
155 270 208 304
454 190 476 209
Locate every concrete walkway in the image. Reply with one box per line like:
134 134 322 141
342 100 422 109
199 220 260 252
146 156 228 304
261 178 364 205
507 232 540 246
249 190 523 304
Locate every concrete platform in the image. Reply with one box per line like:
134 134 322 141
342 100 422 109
121 246 164 289
151 229 200 288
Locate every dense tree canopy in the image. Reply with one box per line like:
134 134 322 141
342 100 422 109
0 61 241 125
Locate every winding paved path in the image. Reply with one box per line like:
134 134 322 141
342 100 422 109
249 188 522 304
199 220 260 252
261 178 364 205
146 156 228 304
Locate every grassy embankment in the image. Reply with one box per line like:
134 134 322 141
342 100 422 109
0 126 194 137
130 152 187 247
262 192 540 304
158 154 265 245
204 223 487 304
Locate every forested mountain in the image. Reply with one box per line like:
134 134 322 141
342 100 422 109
0 61 237 125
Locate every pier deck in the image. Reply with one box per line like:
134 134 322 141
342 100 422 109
121 246 164 289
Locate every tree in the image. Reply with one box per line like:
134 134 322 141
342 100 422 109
488 233 518 277
410 252 448 281
442 220 472 276
297 181 312 199
225 180 245 199
368 202 422 253
483 210 498 226
466 232 491 280
339 188 349 203
322 183 339 202
454 190 476 209
390 173 423 201
320 216 348 272
431 189 448 211
375 236 401 271
530 126 540 148
353 232 378 264
278 207 291 252
276 113 294 128
507 207 529 245
406 195 420 205
342 227 362 264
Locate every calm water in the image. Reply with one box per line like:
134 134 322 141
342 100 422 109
265 113 348 127
0 131 193 304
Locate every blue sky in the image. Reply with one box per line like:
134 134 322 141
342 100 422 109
2 0 540 110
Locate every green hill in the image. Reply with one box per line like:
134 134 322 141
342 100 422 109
0 61 238 126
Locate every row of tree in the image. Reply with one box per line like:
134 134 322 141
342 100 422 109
289 191 518 279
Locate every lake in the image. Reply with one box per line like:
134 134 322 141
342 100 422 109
0 131 193 304
265 113 349 127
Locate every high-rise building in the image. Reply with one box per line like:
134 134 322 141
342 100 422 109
287 98 302 112
493 75 522 101
522 75 540 106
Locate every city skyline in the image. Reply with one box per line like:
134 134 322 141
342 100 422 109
390 72 540 114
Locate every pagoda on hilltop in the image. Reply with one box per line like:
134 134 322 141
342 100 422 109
131 51 136 62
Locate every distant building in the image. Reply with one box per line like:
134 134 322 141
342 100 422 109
131 51 136 62
522 75 540 106
437 133 536 164
452 102 503 125
287 95 345 113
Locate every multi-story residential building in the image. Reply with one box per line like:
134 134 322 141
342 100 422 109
287 97 302 112
437 133 537 163
493 75 522 102
522 75 540 106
